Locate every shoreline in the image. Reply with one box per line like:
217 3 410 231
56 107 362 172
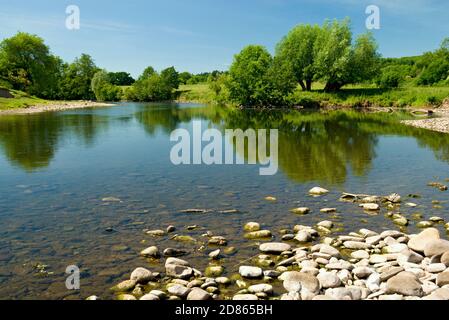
401 106 449 134
0 101 116 115
95 190 449 301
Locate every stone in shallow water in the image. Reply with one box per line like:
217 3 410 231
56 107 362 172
320 208 337 213
146 229 165 236
245 230 272 239
140 246 160 258
111 280 136 292
244 222 260 232
130 267 154 284
317 221 334 229
205 266 224 277
295 230 312 243
343 241 370 250
248 284 273 294
239 266 263 279
209 249 221 260
163 248 188 257
417 221 434 228
359 203 380 211
259 242 291 254
140 293 159 300
309 187 329 195
290 207 310 215
386 193 401 203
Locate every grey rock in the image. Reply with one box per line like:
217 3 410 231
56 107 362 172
259 242 291 254
317 272 342 289
386 272 423 297
424 239 449 257
130 267 154 283
187 288 211 300
167 285 191 298
239 266 263 279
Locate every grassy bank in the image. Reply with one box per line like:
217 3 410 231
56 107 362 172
289 85 449 109
0 88 48 110
176 83 449 109
176 84 214 103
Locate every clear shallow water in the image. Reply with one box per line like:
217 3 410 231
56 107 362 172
0 102 449 299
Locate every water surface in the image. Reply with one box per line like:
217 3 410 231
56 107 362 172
1 103 449 299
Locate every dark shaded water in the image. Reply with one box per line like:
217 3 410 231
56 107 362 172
1 103 449 299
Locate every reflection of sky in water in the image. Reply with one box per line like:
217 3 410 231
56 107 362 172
0 103 449 299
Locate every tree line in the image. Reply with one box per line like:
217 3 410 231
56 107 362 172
0 32 218 102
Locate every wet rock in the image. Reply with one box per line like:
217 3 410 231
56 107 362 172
239 266 263 279
172 235 196 242
86 295 100 300
265 196 277 202
429 216 444 222
437 272 449 286
102 197 121 202
320 208 337 213
146 229 165 236
244 222 260 232
386 193 401 203
424 239 449 257
140 246 160 258
163 248 188 257
167 225 176 233
216 277 231 285
244 230 272 239
150 290 167 299
408 228 440 253
417 221 434 228
111 280 136 292
309 187 329 195
205 266 224 277
290 207 310 215
209 249 221 260
248 284 273 295
393 216 409 226
165 258 193 279
167 284 190 298
386 272 423 297
130 267 154 284
317 272 341 289
295 230 312 243
208 236 228 246
187 288 211 300
359 203 380 211
259 242 291 254
317 221 334 229
233 294 258 300
117 294 136 300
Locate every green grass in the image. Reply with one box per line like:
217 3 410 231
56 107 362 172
176 83 214 103
289 84 449 109
0 88 48 110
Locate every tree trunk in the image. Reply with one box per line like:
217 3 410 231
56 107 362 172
299 80 306 91
306 80 312 91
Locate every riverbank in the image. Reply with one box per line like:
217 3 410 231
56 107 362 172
0 101 116 115
401 101 449 134
93 189 449 301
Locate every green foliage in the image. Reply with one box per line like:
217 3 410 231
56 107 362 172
0 32 61 98
91 71 122 101
107 72 135 86
276 24 321 90
126 66 178 102
179 72 192 84
160 66 180 89
58 54 100 100
227 45 274 106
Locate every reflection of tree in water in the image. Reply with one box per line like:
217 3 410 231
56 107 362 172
218 109 378 185
134 103 224 136
0 113 108 171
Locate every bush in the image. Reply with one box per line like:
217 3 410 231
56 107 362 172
91 71 122 101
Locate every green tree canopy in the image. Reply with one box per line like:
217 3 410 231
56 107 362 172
58 54 100 100
160 66 180 89
0 32 61 98
276 24 321 91
91 70 122 101
107 72 135 86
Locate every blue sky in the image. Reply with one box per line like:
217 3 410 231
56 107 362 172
0 0 448 77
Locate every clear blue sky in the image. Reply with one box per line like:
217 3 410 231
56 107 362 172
0 0 448 77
